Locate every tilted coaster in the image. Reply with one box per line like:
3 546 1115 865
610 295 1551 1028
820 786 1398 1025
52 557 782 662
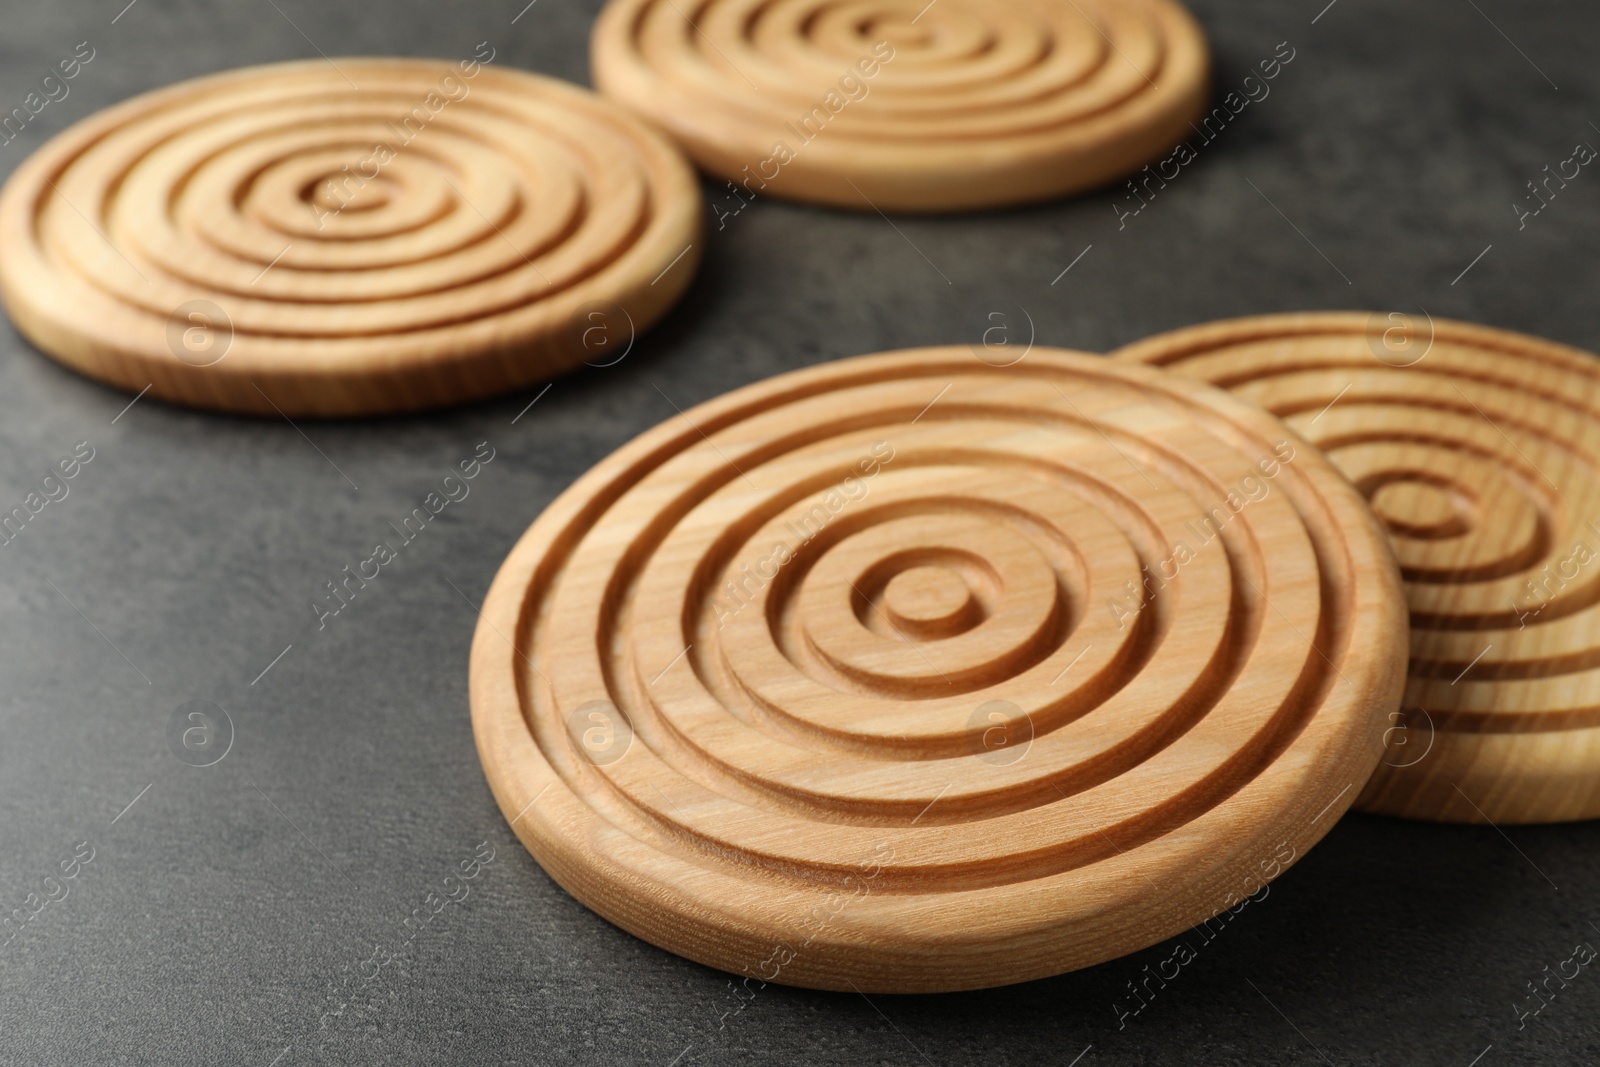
470 347 1407 991
0 58 700 416
1116 312 1600 823
591 0 1210 212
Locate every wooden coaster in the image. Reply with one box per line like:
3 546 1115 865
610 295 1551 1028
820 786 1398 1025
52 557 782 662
591 0 1210 212
1115 312 1600 824
469 347 1406 991
0 58 701 417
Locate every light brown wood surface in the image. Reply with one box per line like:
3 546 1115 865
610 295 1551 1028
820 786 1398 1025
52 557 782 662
469 346 1407 991
1115 312 1600 823
0 58 701 417
590 0 1210 212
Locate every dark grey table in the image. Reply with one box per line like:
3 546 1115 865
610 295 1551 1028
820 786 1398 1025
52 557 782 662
2 1 1597 1064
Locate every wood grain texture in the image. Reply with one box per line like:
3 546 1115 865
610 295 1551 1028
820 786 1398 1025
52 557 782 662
0 58 701 417
590 0 1210 212
469 347 1407 991
1115 312 1600 824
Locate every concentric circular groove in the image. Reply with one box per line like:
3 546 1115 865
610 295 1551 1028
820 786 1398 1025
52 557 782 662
1115 312 1600 823
591 0 1210 211
0 58 701 416
470 346 1406 991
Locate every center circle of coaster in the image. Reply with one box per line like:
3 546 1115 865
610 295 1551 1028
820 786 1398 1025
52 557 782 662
785 511 1061 701
881 565 976 635
590 0 1211 211
1367 478 1474 539
469 346 1407 991
0 58 702 416
1114 312 1600 824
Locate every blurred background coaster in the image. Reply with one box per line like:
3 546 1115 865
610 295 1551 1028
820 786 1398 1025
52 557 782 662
5 1 1600 1065
0 58 701 416
1115 313 1600 824
591 0 1210 211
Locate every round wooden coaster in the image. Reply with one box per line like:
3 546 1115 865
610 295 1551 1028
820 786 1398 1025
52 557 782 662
0 58 701 417
590 0 1210 212
469 347 1406 991
1115 312 1600 824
